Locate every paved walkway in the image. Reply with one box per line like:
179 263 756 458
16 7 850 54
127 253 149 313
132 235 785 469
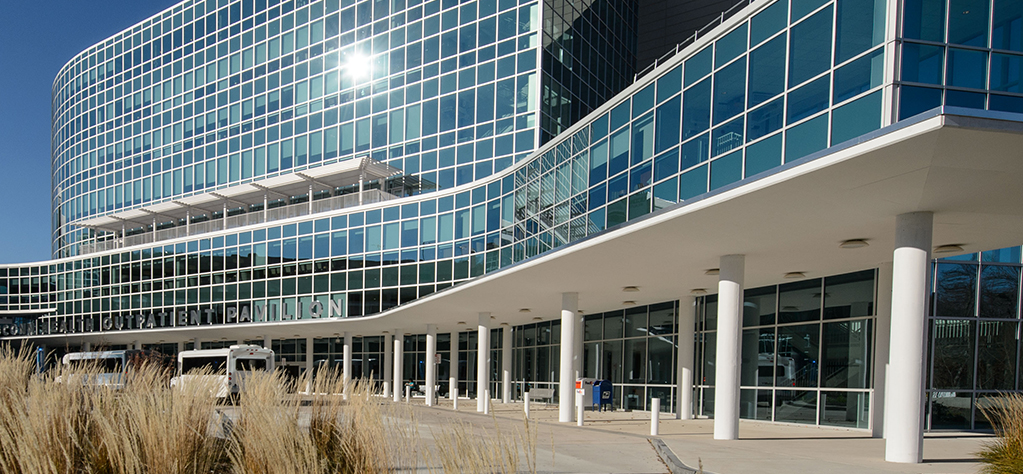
407 396 989 474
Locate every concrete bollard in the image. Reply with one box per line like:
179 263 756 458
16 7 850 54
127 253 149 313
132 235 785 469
453 388 459 410
405 385 411 402
651 398 660 436
576 392 584 427
484 389 490 414
524 392 530 418
383 381 390 398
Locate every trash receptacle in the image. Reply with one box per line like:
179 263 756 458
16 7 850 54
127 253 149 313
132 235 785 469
576 378 596 409
593 380 613 411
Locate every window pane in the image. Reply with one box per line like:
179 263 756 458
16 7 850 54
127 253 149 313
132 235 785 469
834 49 885 103
623 338 646 383
946 48 987 89
789 6 833 87
993 0 1023 51
744 133 782 177
744 286 777 326
935 263 977 317
710 150 742 190
903 0 945 42
787 75 830 124
835 0 885 64
778 323 820 387
929 392 972 429
823 269 875 320
715 57 747 125
980 265 1020 318
784 113 829 162
898 85 942 120
832 90 883 144
748 34 787 108
977 321 1017 390
683 79 711 140
655 96 681 154
712 118 744 157
948 0 989 47
751 0 788 46
930 319 975 389
775 390 817 424
648 336 674 384
685 47 713 87
779 278 822 323
741 329 761 386
822 319 871 388
901 43 944 85
716 24 748 68
990 53 1023 92
820 391 869 428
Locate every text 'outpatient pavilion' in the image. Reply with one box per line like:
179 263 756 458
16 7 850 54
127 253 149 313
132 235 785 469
6 0 1023 459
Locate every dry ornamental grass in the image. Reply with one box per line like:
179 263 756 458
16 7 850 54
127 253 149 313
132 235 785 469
0 345 536 474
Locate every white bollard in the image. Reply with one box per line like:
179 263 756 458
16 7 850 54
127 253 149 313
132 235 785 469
525 392 530 418
484 389 490 414
651 398 660 436
383 381 390 398
453 388 459 410
405 385 411 403
576 392 584 427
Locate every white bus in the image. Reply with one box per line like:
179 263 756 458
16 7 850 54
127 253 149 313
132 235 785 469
60 350 171 388
171 345 274 398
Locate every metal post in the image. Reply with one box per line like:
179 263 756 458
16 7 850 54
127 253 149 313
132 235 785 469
651 398 661 436
263 194 268 222
576 391 583 427
308 184 314 214
358 173 365 205
222 201 228 230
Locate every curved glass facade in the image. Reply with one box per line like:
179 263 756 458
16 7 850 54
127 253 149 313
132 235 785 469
5 0 1023 431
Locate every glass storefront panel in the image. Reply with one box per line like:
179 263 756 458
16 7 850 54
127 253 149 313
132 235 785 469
775 390 817 424
777 323 820 387
977 320 1017 390
648 335 674 384
740 388 771 420
744 286 776 326
930 392 972 430
980 265 1020 319
935 263 977 317
821 319 871 389
648 386 673 413
819 391 869 428
624 338 647 384
823 270 874 320
930 319 975 390
778 278 822 323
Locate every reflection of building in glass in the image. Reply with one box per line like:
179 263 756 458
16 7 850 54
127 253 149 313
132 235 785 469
4 0 1023 464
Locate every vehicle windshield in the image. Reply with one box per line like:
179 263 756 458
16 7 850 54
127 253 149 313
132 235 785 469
181 356 227 375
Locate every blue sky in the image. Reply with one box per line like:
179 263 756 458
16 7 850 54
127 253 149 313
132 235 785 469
0 1 174 264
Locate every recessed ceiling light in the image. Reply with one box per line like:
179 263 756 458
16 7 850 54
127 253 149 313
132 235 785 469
934 244 965 254
622 301 637 306
690 288 708 295
577 310 585 314
457 321 466 325
840 239 869 249
704 268 720 276
622 286 639 292
532 317 542 321
519 308 531 313
294 334 301 338
784 272 806 279
500 322 509 326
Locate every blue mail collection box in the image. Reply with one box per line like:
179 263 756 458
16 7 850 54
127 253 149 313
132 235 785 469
593 380 613 411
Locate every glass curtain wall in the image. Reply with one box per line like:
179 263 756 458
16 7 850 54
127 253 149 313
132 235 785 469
695 269 875 428
928 247 1023 430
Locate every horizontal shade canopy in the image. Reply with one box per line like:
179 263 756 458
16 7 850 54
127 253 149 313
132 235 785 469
74 157 401 232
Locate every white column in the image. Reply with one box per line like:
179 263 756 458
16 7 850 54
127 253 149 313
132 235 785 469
425 324 437 406
885 212 932 463
223 202 228 229
263 335 271 349
304 337 314 377
873 262 893 438
502 326 512 403
343 331 353 400
559 292 579 422
393 329 403 402
263 194 268 221
132 340 141 350
82 341 92 352
236 339 245 346
449 333 458 400
476 313 491 412
358 174 365 205
176 341 184 354
193 337 201 350
308 184 314 213
383 333 393 397
677 296 696 419
713 254 744 440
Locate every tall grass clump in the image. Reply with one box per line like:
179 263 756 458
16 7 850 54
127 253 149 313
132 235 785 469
977 393 1023 474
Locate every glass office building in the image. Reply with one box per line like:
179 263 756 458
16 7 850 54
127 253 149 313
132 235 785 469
5 0 1023 456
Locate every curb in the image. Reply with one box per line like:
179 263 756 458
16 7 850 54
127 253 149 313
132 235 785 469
649 438 701 474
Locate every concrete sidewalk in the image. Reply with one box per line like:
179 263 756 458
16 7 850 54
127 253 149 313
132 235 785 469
410 396 988 474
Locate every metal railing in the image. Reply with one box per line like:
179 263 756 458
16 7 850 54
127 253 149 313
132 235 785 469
632 0 754 83
78 189 397 255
